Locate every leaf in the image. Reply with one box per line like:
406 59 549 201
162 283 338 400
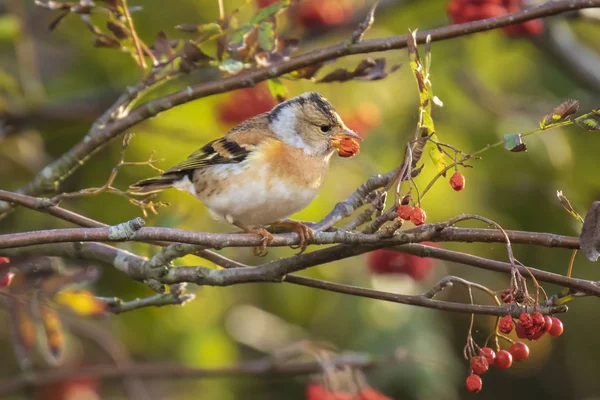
175 22 222 37
0 15 20 41
54 289 107 316
106 20 129 40
275 37 299 57
575 109 600 131
540 99 579 129
250 0 291 24
228 23 255 52
93 33 121 48
40 306 65 362
219 58 245 74
351 0 379 44
267 78 287 102
317 58 400 83
557 190 584 223
181 41 212 63
426 134 447 173
5 298 35 369
580 201 600 261
285 63 324 80
153 31 172 60
503 133 527 152
258 21 275 51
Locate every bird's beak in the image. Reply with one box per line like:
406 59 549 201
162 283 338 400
331 129 362 149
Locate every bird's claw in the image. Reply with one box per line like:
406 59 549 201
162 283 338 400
250 227 274 257
287 222 314 254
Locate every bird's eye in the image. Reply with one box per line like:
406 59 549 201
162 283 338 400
320 125 330 133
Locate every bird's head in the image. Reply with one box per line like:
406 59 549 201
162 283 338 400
268 92 362 156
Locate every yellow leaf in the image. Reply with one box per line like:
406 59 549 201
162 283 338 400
54 290 106 316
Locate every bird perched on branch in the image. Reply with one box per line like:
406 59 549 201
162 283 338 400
130 92 362 255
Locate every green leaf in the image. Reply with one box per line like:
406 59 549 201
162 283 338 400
258 22 275 51
250 0 291 24
219 59 245 74
503 133 527 152
575 109 600 131
267 78 287 102
229 24 254 51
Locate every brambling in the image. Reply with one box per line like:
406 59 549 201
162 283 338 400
130 92 362 255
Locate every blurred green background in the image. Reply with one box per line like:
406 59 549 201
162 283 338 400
1 0 600 399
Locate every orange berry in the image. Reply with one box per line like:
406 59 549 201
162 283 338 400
410 207 426 226
450 172 465 191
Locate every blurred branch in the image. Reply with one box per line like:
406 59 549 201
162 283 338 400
2 0 599 216
532 19 600 93
0 352 390 396
97 284 195 314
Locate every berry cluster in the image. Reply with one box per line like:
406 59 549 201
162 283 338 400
0 257 13 287
446 0 543 37
306 383 391 400
498 312 564 340
466 312 563 393
366 246 437 280
397 204 427 226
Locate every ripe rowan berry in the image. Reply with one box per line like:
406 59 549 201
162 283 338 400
450 172 465 191
470 356 489 375
509 342 530 361
548 317 563 337
465 374 482 393
495 350 513 369
479 347 496 365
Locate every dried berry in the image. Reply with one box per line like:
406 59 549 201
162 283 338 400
479 347 496 365
532 312 545 328
549 317 564 337
397 204 413 220
470 355 489 375
498 315 514 334
410 207 427 226
509 342 530 361
495 350 513 369
465 374 482 393
518 313 534 330
450 172 465 191
515 323 527 339
500 288 515 304
336 137 360 158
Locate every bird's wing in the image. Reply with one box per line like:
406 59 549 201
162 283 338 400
163 114 276 174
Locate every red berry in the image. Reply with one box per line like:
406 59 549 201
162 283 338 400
509 342 530 361
336 137 360 158
518 313 534 330
495 350 513 369
217 85 276 125
479 347 496 365
256 0 278 7
515 323 527 339
0 272 13 288
470 355 489 375
548 317 564 337
358 387 392 400
465 374 482 393
500 288 515 304
532 312 544 328
541 315 553 333
450 172 466 191
410 207 427 226
366 248 436 280
397 204 413 220
0 257 9 264
498 315 514 334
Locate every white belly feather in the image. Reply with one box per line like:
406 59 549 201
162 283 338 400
174 163 319 225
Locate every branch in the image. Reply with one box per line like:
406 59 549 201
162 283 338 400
3 0 599 214
0 353 386 396
0 222 580 250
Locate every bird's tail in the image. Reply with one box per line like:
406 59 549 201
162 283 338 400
128 172 186 195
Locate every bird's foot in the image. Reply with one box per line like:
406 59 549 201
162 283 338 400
233 221 274 256
250 227 274 257
272 221 314 254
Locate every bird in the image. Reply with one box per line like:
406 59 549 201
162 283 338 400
129 92 362 255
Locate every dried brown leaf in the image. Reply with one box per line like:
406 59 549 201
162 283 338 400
581 201 600 261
